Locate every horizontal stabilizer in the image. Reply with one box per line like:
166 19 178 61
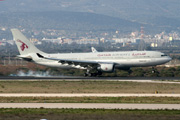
37 53 44 58
16 55 33 61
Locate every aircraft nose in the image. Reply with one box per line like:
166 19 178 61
167 56 172 62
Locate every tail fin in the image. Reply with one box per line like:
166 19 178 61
11 29 44 55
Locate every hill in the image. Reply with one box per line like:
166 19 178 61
0 11 141 32
1 0 180 32
1 0 180 22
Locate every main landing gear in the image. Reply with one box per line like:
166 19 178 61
84 70 102 77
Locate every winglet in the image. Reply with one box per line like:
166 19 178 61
91 47 98 53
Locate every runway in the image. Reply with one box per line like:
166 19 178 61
0 93 180 97
0 103 179 110
1 76 180 80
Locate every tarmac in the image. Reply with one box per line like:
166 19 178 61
0 93 179 97
0 103 179 110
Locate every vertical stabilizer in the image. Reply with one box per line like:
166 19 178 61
11 29 44 55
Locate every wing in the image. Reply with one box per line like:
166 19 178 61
36 53 112 69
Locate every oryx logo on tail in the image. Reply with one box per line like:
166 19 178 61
17 39 28 51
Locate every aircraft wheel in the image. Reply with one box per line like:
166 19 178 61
90 73 97 77
84 73 88 77
97 71 102 75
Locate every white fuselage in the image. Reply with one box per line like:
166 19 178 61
33 51 171 69
11 29 172 73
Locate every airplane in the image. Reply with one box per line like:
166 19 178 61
11 29 172 76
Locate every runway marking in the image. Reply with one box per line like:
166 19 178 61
114 80 180 84
0 93 180 97
0 103 179 110
1 78 180 84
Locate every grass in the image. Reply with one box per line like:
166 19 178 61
0 108 180 120
0 81 179 119
0 96 180 104
0 80 180 93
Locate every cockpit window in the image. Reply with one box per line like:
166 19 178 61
161 54 168 57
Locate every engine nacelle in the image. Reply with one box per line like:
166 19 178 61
98 63 115 72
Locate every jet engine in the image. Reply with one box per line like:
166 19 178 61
98 63 115 72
